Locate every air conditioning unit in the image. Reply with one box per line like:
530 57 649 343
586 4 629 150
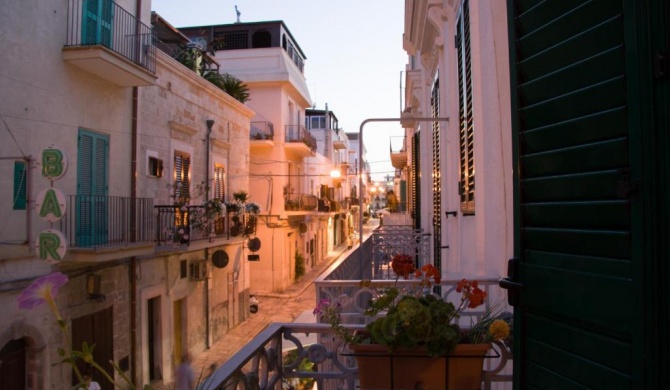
189 261 207 281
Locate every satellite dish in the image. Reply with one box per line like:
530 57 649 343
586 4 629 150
299 223 308 234
212 250 229 268
247 237 261 252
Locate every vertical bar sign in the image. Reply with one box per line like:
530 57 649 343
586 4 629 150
36 148 69 262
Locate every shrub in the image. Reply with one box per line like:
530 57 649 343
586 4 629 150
294 250 306 280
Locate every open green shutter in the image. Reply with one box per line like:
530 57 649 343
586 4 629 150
508 1 643 388
13 161 27 210
431 78 442 281
81 0 113 47
412 131 421 230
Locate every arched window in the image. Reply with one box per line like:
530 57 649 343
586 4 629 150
252 30 271 48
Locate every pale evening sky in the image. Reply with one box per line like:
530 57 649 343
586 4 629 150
151 0 407 182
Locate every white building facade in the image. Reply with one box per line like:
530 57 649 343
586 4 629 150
178 21 354 293
401 0 514 284
0 1 253 388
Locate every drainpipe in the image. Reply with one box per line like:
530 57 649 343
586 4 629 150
204 119 214 349
129 0 143 385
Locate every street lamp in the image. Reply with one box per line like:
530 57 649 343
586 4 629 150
329 169 342 179
357 117 449 267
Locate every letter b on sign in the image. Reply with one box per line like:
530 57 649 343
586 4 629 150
42 149 67 180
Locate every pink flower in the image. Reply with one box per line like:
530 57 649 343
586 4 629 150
17 272 68 320
313 299 330 315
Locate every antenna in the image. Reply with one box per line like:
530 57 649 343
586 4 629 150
235 5 241 23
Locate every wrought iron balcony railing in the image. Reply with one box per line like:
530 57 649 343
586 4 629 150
65 0 157 73
285 125 317 152
201 226 512 390
250 121 274 140
284 194 318 211
154 205 229 246
59 195 154 248
207 284 512 390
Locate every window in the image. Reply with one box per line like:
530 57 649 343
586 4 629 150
214 164 225 200
456 0 475 214
180 260 187 278
13 161 27 210
174 152 190 203
252 30 271 48
148 156 163 177
310 116 326 129
214 30 249 50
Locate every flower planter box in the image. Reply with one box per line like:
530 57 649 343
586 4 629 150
350 342 490 390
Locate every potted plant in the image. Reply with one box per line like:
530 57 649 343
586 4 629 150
244 202 260 235
315 254 510 390
226 192 261 237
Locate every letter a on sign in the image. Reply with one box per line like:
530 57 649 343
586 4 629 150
35 188 67 223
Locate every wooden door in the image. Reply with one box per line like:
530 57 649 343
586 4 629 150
72 307 113 389
0 338 25 389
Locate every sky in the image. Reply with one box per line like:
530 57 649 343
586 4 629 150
151 0 408 181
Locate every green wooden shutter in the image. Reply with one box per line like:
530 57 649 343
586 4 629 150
77 129 109 247
457 0 475 213
82 0 113 47
507 1 647 388
431 78 442 280
13 161 27 210
412 131 421 230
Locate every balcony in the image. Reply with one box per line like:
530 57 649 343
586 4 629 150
204 229 512 389
390 136 408 169
59 195 155 262
154 205 241 249
333 138 347 150
62 0 157 87
284 194 318 212
250 121 274 149
285 125 317 158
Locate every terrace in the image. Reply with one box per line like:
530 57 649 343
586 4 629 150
201 225 513 389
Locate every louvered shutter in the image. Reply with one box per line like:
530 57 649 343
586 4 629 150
412 131 421 230
431 78 442 277
13 161 27 210
99 0 113 47
174 153 191 203
214 165 225 200
77 129 109 247
456 0 475 213
82 0 112 47
505 0 667 387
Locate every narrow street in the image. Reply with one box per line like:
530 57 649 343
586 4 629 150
189 242 351 379
148 219 379 389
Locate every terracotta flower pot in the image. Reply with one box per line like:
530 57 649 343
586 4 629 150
350 342 490 390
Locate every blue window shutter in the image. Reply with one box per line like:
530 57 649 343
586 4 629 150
13 161 27 210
